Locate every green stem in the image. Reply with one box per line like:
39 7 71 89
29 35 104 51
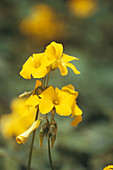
46 72 50 87
27 108 39 170
48 137 54 170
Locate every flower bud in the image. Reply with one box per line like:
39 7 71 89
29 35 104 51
51 133 56 148
39 129 45 147
16 119 42 144
39 122 49 147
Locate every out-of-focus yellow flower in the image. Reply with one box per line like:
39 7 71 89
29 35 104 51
0 98 36 138
44 41 80 76
103 165 113 170
20 53 49 79
39 85 77 116
19 80 42 117
16 119 42 144
68 0 98 18
20 3 65 41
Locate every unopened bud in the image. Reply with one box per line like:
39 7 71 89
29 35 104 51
39 129 45 147
19 91 32 98
51 133 56 148
39 122 49 147
51 121 57 135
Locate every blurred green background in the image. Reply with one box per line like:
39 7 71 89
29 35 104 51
0 0 113 170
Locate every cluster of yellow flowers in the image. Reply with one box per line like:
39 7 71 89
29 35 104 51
0 41 82 148
17 41 82 146
20 4 65 42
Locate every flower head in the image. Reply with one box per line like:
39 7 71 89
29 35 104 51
20 53 49 79
44 41 80 76
39 85 77 116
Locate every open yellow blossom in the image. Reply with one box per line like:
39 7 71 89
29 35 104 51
20 53 49 79
39 86 76 116
103 165 113 170
0 98 36 138
44 41 80 76
16 119 42 144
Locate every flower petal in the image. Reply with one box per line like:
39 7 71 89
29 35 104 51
51 42 63 60
20 56 33 79
58 63 68 76
62 53 79 63
40 86 56 101
39 98 54 114
65 63 80 74
32 65 48 78
72 103 82 116
71 116 82 127
103 165 113 170
35 80 42 89
62 84 78 97
25 95 39 108
56 88 76 108
55 104 72 116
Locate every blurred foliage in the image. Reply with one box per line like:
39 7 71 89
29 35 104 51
0 0 113 170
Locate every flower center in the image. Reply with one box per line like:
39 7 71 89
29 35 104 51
54 100 58 105
34 63 40 68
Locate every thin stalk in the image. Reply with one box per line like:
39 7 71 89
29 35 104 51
42 78 44 87
43 75 47 87
48 137 54 170
46 72 50 87
27 108 39 170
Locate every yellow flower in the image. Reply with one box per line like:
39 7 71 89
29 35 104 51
39 85 76 116
0 98 36 138
20 4 65 42
44 41 80 76
68 0 98 18
103 165 113 170
16 119 42 144
20 53 49 79
62 84 82 126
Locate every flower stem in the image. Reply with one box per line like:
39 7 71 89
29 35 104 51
48 136 54 170
46 72 50 87
27 108 39 170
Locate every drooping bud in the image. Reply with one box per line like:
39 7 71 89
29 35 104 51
51 133 56 148
39 122 50 147
51 121 57 135
39 129 45 147
49 121 57 148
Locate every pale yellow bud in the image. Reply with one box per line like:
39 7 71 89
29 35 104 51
19 91 32 98
16 119 42 144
